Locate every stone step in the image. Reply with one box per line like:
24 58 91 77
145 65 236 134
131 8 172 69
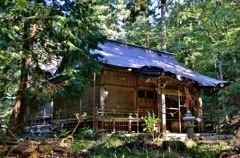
164 133 234 141
196 139 232 145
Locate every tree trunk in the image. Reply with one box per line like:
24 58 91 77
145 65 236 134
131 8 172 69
217 53 228 124
231 52 238 78
213 1 227 123
8 66 29 134
145 6 151 49
8 15 37 134
161 0 166 51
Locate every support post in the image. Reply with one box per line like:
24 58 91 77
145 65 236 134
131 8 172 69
162 92 166 133
113 119 116 133
157 83 166 134
178 90 181 133
196 90 203 133
93 73 96 131
128 118 132 133
100 86 105 115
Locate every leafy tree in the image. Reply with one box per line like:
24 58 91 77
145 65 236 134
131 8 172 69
167 0 240 123
121 0 163 48
91 0 127 40
0 0 105 134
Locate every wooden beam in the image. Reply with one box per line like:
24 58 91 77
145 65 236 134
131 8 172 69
162 89 185 96
104 84 135 91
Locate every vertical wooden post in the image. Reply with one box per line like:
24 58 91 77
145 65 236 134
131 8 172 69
137 117 139 133
216 90 220 133
128 117 132 133
66 100 68 128
162 91 166 133
93 73 96 131
178 90 181 133
50 97 53 123
196 90 203 133
100 86 105 114
158 86 166 133
113 119 116 133
157 82 166 134
185 89 189 111
79 99 82 112
213 91 217 133
136 76 139 133
157 81 161 133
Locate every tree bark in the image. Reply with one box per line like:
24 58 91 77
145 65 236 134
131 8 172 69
145 4 151 49
161 0 166 51
8 13 38 134
231 52 238 78
213 1 227 123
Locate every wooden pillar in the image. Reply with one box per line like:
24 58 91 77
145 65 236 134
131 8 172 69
158 84 166 133
213 91 217 133
136 76 139 133
113 119 116 133
196 90 203 133
137 118 139 133
50 97 53 122
97 86 105 132
157 82 161 133
162 91 166 133
93 73 96 131
79 99 82 112
128 119 132 133
66 100 68 127
178 90 181 133
100 86 105 114
216 90 220 133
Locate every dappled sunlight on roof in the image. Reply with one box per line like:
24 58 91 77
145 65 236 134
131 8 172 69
91 40 228 87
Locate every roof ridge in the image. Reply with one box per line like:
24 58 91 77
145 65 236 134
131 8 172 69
106 38 175 57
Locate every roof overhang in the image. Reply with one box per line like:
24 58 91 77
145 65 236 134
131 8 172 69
91 39 229 90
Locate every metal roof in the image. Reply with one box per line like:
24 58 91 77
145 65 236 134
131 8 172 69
92 39 228 88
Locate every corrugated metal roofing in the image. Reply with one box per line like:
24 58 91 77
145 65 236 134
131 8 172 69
92 39 228 88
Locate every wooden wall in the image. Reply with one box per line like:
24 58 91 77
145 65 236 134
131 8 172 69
51 69 201 133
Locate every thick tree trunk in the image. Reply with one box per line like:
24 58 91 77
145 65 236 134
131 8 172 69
161 0 166 51
8 21 32 134
8 61 29 134
8 15 37 134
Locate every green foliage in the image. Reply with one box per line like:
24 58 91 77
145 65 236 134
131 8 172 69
162 150 179 158
225 79 240 104
142 111 161 132
0 97 13 127
162 140 187 152
80 126 93 135
0 0 105 116
59 129 71 138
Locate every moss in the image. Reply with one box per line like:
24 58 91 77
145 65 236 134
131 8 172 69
162 140 187 151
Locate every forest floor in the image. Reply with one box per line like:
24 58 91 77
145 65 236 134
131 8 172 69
1 128 239 157
220 104 240 134
0 109 239 158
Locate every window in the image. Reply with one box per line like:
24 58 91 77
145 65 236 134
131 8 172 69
146 91 154 99
138 90 145 98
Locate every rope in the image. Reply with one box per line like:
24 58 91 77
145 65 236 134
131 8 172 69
184 87 202 118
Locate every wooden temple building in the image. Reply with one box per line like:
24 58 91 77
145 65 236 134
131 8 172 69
28 39 229 134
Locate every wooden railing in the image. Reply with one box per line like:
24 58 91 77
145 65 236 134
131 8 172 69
96 109 150 133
